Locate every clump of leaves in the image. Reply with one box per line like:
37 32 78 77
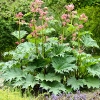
0 0 100 96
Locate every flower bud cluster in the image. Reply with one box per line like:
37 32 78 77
15 0 54 46
60 4 88 53
16 12 23 19
72 33 77 41
15 12 28 26
61 14 70 26
29 0 53 37
65 4 74 11
30 0 53 21
61 4 88 28
61 4 77 26
15 39 25 45
79 13 88 22
30 0 44 13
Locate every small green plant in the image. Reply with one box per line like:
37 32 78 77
1 0 100 95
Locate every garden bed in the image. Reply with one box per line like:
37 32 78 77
0 88 100 100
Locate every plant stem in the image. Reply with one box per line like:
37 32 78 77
61 27 64 43
18 19 21 43
41 20 45 58
34 31 38 55
76 32 81 78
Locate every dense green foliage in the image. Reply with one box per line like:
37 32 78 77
0 0 31 60
0 19 17 60
78 6 100 54
0 0 31 18
43 0 100 13
0 1 100 95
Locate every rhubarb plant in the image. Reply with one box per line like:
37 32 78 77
0 0 100 95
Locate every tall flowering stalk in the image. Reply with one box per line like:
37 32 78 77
30 0 53 57
61 4 88 78
30 18 38 54
60 4 75 43
30 0 44 55
61 4 88 50
16 12 24 44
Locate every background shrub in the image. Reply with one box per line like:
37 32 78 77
0 0 31 61
78 6 100 54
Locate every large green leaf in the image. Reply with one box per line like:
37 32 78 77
35 73 61 82
32 58 51 68
22 74 38 88
52 54 77 73
40 81 66 94
82 34 99 48
23 63 37 72
83 77 100 88
11 30 28 39
87 63 100 78
13 79 25 87
1 60 19 71
13 74 38 89
2 68 25 82
67 77 84 90
44 38 60 56
7 42 36 61
47 37 59 45
50 44 72 57
80 54 99 68
39 28 55 35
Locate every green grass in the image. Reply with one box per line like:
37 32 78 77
0 87 49 100
0 88 35 100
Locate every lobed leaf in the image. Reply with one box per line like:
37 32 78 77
82 34 99 48
87 63 100 78
8 42 36 61
39 28 55 35
35 73 61 82
11 30 28 39
67 77 84 90
83 77 100 88
40 81 66 94
50 44 72 57
2 68 25 82
22 74 38 88
52 54 77 73
1 60 19 71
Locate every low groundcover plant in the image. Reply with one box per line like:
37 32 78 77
0 0 100 98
